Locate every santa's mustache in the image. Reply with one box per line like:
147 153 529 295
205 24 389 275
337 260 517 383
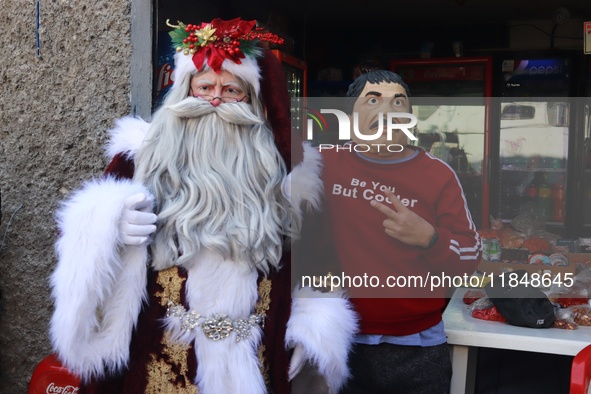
164 97 264 127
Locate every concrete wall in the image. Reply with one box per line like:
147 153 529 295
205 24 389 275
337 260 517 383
0 0 149 390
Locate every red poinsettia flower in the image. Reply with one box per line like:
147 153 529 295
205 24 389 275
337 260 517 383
209 18 256 39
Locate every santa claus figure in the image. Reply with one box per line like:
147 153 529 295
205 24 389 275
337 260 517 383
50 18 357 394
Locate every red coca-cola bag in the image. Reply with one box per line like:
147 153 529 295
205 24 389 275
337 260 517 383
28 354 80 394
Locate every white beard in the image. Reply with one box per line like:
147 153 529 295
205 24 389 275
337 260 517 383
133 98 291 274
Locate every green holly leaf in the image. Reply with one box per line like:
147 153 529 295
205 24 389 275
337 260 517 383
169 23 189 48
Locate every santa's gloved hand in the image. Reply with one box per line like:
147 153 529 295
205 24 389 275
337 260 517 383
119 193 157 246
288 344 306 381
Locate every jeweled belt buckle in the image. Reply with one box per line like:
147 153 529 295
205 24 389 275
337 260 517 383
202 314 234 341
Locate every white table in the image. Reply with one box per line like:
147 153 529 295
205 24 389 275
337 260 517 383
443 287 591 394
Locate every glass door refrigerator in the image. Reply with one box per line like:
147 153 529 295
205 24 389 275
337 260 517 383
494 57 577 238
577 58 591 238
271 50 307 138
390 57 493 230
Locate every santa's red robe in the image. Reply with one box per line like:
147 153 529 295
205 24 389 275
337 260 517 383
50 119 357 394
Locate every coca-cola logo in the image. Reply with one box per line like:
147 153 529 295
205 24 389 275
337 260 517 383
156 63 174 94
46 382 79 394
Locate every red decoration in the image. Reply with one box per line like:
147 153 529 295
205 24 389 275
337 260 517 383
170 18 284 74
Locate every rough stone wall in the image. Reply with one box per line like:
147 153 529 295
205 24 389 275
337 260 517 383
0 0 132 390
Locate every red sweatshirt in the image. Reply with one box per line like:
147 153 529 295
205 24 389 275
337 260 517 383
320 146 481 335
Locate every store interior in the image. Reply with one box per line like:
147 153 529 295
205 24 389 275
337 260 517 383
155 1 591 393
156 0 591 232
157 0 589 78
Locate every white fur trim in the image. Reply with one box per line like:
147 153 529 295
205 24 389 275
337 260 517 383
286 287 359 394
287 142 324 218
171 51 261 96
220 55 261 96
50 178 152 381
164 249 266 394
105 116 150 160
